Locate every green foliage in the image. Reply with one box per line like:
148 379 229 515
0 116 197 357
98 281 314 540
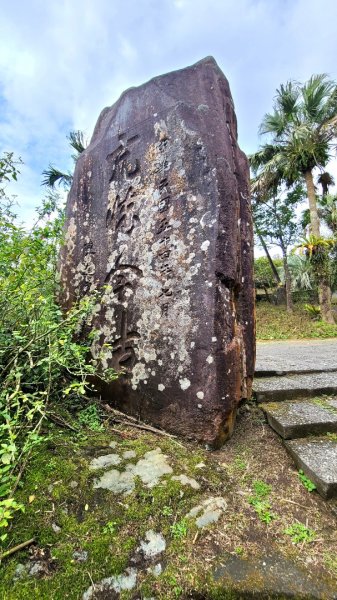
254 257 282 290
256 302 337 340
0 158 118 544
162 505 174 516
286 254 314 291
102 520 118 535
0 152 22 184
298 470 317 492
252 480 272 497
42 130 87 190
77 404 103 431
253 186 303 254
295 235 336 288
248 479 276 524
284 522 316 544
303 304 321 320
0 498 24 541
170 519 188 539
250 74 337 189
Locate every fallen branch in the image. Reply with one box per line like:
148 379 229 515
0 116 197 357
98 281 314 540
47 412 78 432
103 404 183 445
0 538 35 561
103 404 138 423
279 498 311 510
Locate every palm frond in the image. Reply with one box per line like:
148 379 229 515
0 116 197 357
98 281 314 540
275 81 300 117
67 130 87 156
302 75 334 121
41 166 73 189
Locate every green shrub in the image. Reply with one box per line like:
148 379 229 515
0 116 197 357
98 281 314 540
0 157 118 544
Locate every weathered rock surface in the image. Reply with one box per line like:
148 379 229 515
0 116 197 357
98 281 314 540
59 56 255 447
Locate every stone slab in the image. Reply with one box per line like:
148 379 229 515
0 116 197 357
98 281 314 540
261 399 337 439
285 437 337 499
59 57 255 447
254 372 337 402
213 552 336 599
256 339 337 375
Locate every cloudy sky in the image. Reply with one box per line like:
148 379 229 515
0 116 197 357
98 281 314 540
1 0 337 225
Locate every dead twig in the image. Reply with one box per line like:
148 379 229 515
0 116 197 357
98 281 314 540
47 412 78 432
103 404 183 445
103 404 138 423
279 497 311 510
0 538 35 561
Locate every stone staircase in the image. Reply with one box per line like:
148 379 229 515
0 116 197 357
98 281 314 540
254 341 337 500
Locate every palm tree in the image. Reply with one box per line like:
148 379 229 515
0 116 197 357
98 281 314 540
250 75 337 323
42 130 87 190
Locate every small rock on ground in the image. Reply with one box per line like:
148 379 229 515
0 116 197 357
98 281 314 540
140 530 166 558
187 497 227 528
82 567 137 599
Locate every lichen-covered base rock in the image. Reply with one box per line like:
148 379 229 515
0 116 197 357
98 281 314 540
59 56 255 447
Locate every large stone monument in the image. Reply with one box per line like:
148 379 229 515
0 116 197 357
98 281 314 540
59 56 255 447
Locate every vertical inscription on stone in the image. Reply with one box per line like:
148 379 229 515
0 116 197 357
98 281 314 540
60 57 255 447
155 170 174 316
104 132 143 372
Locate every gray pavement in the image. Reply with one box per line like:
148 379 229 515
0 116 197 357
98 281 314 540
256 339 337 374
254 371 337 402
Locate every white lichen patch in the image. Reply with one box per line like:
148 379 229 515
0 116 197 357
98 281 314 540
139 530 166 558
158 384 165 391
83 568 137 600
200 240 210 252
89 454 121 470
196 391 204 400
93 469 135 495
187 497 227 528
122 450 136 459
206 355 214 364
171 475 200 490
179 378 191 390
126 448 173 487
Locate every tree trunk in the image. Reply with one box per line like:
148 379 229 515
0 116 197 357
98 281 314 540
304 169 334 324
256 231 281 284
304 170 320 236
318 278 335 324
282 253 293 312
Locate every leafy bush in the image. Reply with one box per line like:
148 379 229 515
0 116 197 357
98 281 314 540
0 155 117 543
254 256 282 291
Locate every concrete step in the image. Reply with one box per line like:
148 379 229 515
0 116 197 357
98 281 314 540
254 372 337 403
256 340 337 377
285 437 337 499
261 398 337 439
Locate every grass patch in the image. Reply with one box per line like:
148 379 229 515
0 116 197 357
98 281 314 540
256 302 337 340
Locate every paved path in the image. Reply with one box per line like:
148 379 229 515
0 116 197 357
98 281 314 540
256 339 337 374
255 339 337 500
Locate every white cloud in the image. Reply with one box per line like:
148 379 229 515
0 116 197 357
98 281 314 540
1 0 337 222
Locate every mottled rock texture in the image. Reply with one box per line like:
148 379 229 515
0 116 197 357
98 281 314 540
59 56 255 447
